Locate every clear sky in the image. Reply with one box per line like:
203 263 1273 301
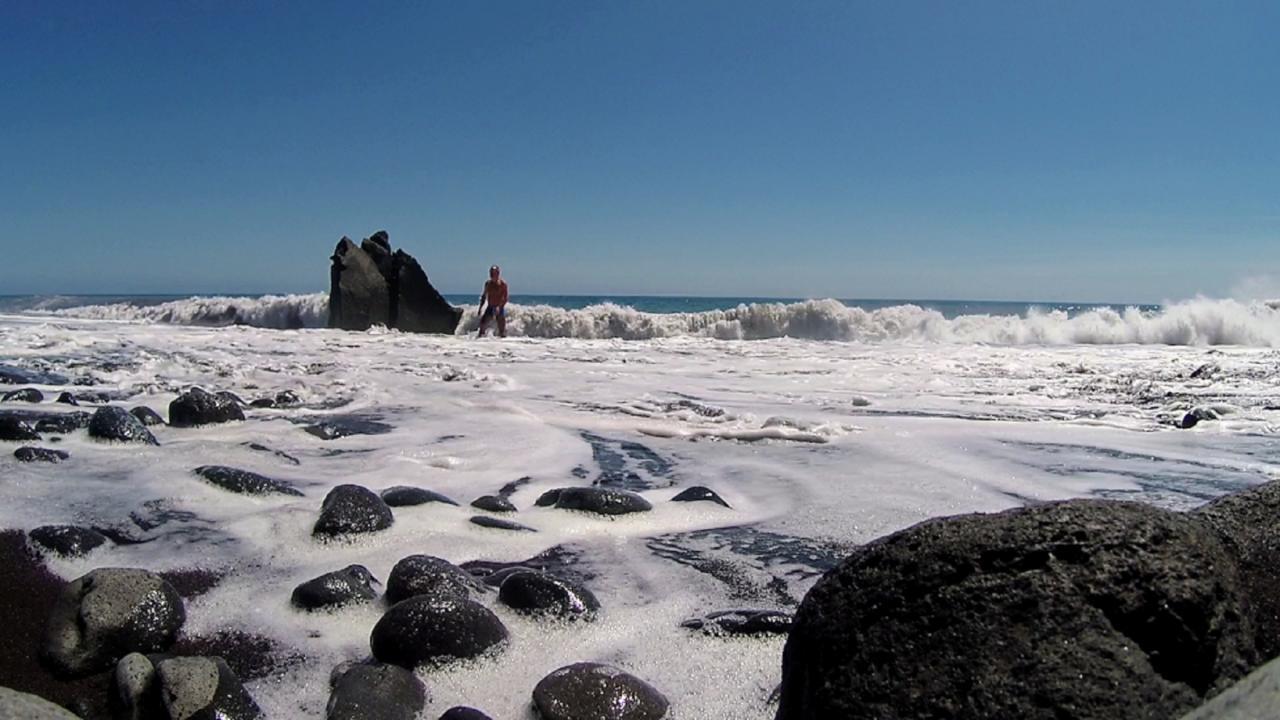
2 1 1276 303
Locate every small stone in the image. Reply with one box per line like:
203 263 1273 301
532 663 669 720
551 487 653 516
327 662 427 720
469 515 536 532
370 592 509 668
498 571 599 620
193 465 304 496
381 486 458 507
55 392 79 405
292 565 379 611
385 555 483 605
129 406 165 426
3 387 44 403
29 525 109 557
14 446 69 463
681 609 792 636
670 486 731 508
470 495 517 513
169 387 245 427
87 406 158 445
313 485 394 539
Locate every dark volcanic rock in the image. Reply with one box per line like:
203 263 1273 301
87 406 158 445
470 494 517 513
0 364 68 385
438 707 493 720
14 446 69 463
28 526 109 557
33 411 91 434
328 232 462 334
116 653 263 720
370 593 509 668
292 565 379 611
194 465 304 497
469 515 536 532
681 609 792 636
217 390 249 407
329 236 392 331
302 415 393 440
327 662 427 720
385 554 484 605
0 415 40 441
670 486 731 508
535 488 563 507
313 485 394 539
532 663 669 720
394 249 464 334
55 392 78 406
129 405 165 426
3 387 44 403
168 387 245 427
42 567 186 677
776 500 1260 720
550 487 653 516
497 571 599 620
381 486 458 507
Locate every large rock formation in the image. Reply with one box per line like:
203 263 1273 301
329 231 461 334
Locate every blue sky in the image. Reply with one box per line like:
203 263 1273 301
2 1 1276 303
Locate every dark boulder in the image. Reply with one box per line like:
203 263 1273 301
15 446 69 463
776 500 1259 720
313 485 394 539
549 487 653 516
327 662 427 720
116 653 263 720
217 390 250 407
194 465 304 497
292 565 379 611
0 687 80 719
42 567 186 676
532 663 669 720
55 391 78 405
681 609 791 636
0 415 40 441
329 236 392 331
498 571 599 620
169 387 245 427
0 364 68 385
88 406 159 445
129 406 165 426
385 554 484 605
439 708 493 720
469 515 536 532
2 387 44 403
535 488 563 506
29 525 110 557
670 486 731 508
471 495 517 513
394 249 464 334
328 232 461 334
34 411 91 434
382 486 458 507
370 593 509 668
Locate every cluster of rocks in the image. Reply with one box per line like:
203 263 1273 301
328 230 462 334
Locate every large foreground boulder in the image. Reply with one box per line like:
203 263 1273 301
776 500 1260 720
328 232 462 334
115 653 263 720
0 686 80 719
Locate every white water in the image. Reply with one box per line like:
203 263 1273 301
34 295 1280 346
2 314 1280 717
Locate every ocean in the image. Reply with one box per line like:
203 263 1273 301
1 293 1279 717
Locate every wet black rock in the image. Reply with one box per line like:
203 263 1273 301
382 486 458 507
303 415 394 440
33 411 91 434
670 486 731 508
0 363 68 385
535 489 563 507
548 487 653 516
130 405 165 426
169 387 246 427
116 652 263 720
682 609 792 636
327 662 427 720
330 236 391 330
498 571 599 620
249 389 301 409
42 567 186 676
532 663 669 720
438 707 493 720
246 442 301 465
498 475 533 498
28 525 109 557
217 390 250 407
385 554 484 605
194 465 304 497
469 515 536 532
88 406 159 445
776 500 1260 720
0 415 40 441
370 592 509 668
14 446 69 463
329 232 463 334
55 391 78 406
470 495 517 513
3 387 44 403
292 565 379 611
314 485 394 539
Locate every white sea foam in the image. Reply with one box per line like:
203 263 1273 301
34 295 1280 346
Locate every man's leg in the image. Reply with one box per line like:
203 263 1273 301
497 309 506 338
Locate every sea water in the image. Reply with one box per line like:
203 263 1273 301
1 295 1278 718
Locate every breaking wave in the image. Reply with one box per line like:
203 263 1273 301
24 295 1280 346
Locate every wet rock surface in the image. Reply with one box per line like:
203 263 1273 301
313 485 394 539
0 686 80 719
2 387 44 403
0 415 41 441
28 526 110 557
193 465 304 497
33 411 91 434
470 495 517 513
532 662 669 720
681 609 792 636
498 571 599 620
14 446 69 462
327 662 427 720
301 414 394 440
168 387 245 427
385 555 484 605
87 406 158 445
370 592 509 669
469 515 536 532
42 567 186 677
541 487 653 516
115 653 263 720
438 707 493 720
776 500 1260 720
670 486 731 508
329 232 462 334
381 486 458 507
129 406 165 426
292 565 379 611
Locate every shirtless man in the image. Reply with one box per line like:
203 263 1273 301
477 265 509 337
